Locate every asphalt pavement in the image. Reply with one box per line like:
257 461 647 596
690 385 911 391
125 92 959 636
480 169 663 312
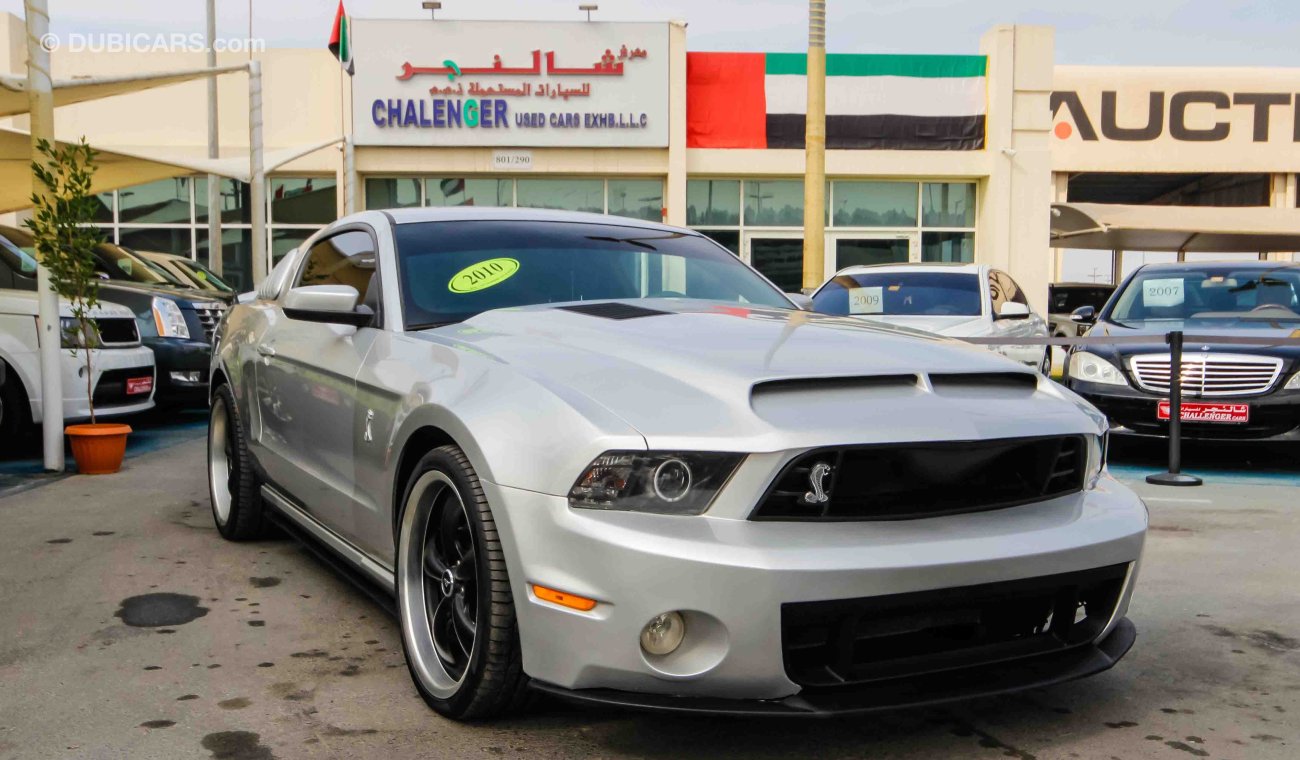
0 436 1296 759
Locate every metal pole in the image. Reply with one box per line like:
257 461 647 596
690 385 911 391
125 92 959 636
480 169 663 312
800 0 827 293
248 59 267 284
206 0 223 275
1147 330 1202 486
25 0 63 472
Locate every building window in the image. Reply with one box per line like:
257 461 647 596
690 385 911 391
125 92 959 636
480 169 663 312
92 175 337 293
688 179 979 278
363 176 665 223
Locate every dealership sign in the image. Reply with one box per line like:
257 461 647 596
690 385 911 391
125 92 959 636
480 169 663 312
351 20 669 148
1052 66 1300 172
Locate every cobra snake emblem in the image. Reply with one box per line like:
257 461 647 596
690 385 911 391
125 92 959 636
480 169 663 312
804 462 833 505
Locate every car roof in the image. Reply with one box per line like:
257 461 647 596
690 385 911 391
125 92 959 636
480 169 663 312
833 262 985 277
382 206 687 234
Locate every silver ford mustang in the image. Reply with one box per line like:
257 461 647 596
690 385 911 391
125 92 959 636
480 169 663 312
207 208 1147 720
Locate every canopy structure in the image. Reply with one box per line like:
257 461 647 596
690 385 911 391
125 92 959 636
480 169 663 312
0 128 342 213
0 65 249 118
1051 202 1300 253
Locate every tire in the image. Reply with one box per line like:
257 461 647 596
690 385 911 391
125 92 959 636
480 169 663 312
208 383 266 540
0 362 31 455
396 445 529 720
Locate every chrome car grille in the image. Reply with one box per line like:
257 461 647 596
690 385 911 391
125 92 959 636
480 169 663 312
192 303 226 343
1128 353 1284 397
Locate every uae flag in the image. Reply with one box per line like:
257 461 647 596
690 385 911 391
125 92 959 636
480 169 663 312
328 0 354 75
687 52 986 150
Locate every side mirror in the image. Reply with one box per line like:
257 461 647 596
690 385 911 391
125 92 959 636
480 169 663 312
283 284 373 327
1070 305 1097 324
786 292 814 311
996 301 1031 320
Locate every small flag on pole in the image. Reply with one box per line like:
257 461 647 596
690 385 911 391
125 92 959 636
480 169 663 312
329 1 354 76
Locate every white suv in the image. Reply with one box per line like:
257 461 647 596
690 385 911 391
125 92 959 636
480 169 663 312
0 286 156 445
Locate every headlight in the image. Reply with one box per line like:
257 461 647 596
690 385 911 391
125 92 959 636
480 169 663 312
1068 351 1127 386
59 317 99 349
569 451 744 515
152 297 190 339
1285 371 1300 390
1084 432 1108 489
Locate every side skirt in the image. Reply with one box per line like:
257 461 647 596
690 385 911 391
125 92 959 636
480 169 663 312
260 485 397 614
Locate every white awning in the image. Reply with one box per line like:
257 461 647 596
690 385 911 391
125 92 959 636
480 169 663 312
1051 202 1300 252
0 65 249 118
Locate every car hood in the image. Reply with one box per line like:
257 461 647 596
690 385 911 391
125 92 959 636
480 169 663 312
848 314 988 336
1090 318 1300 360
421 300 1102 450
98 280 222 306
0 290 134 319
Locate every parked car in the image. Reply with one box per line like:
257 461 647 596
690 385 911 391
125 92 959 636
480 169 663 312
1050 283 1116 337
811 263 1051 372
133 250 237 303
0 227 226 406
208 208 1146 720
1067 261 1300 441
0 278 155 447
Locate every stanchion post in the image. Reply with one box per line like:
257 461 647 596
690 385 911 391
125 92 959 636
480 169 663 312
1147 330 1202 487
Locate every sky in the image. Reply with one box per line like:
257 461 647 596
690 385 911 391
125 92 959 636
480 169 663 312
2 0 1298 66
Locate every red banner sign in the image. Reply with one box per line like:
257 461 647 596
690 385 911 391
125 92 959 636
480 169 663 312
1157 401 1249 424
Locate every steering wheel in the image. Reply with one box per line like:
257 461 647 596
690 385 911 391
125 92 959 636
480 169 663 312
646 290 688 299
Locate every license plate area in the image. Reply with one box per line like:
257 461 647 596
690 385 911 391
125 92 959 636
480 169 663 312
126 376 154 396
1157 401 1249 424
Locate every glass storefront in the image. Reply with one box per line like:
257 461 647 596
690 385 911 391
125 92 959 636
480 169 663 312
93 175 337 292
689 179 979 286
365 177 664 223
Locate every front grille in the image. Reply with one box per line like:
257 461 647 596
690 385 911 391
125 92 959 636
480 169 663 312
752 435 1086 521
93 317 139 346
1129 353 1283 397
93 367 155 406
192 303 226 343
782 564 1129 689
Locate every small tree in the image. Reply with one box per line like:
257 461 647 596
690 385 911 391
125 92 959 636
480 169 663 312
24 138 107 423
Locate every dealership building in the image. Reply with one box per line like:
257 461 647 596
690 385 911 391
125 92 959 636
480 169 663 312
1 12 1298 312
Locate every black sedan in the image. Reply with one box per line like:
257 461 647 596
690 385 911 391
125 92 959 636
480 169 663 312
1066 261 1300 441
0 226 226 406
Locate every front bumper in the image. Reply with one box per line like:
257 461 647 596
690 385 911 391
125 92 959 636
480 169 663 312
144 337 212 404
1069 378 1300 442
58 346 156 422
532 618 1136 717
485 475 1146 705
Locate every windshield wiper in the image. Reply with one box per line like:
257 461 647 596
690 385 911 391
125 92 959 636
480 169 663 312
407 320 462 330
585 235 658 251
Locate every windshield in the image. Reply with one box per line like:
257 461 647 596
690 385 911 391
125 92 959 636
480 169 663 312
812 271 982 317
1 225 176 287
1109 267 1300 324
394 220 792 328
179 259 234 292
1051 286 1114 314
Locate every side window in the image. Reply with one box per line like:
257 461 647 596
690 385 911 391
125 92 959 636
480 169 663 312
988 271 1008 315
295 230 381 325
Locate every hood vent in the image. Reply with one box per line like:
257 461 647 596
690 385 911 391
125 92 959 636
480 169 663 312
752 375 919 400
929 372 1039 394
559 302 670 320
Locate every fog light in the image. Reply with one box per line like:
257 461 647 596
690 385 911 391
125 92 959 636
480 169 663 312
640 611 686 656
169 371 202 384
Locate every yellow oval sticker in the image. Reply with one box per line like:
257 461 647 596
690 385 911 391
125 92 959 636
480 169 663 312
448 257 520 294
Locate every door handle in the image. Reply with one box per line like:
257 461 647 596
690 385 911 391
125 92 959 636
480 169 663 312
256 343 277 357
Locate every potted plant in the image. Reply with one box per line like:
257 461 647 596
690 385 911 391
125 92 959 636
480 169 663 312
25 138 131 474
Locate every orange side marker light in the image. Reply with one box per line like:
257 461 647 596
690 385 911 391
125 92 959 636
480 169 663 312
532 584 597 611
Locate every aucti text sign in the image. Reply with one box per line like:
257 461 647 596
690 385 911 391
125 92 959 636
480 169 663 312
1052 66 1300 173
352 20 669 148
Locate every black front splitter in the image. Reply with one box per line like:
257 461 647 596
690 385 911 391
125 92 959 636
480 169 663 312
531 618 1137 718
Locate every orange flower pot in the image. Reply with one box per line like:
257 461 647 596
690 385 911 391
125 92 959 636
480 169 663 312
65 423 132 475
